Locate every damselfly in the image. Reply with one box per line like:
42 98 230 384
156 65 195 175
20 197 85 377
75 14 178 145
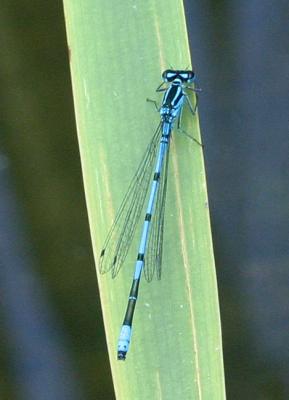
99 69 202 360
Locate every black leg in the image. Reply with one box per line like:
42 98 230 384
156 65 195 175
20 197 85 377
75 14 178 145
194 92 199 113
177 107 183 130
178 128 204 147
146 98 159 111
156 82 167 92
184 94 197 115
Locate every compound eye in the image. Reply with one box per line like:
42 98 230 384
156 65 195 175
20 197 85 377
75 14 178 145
187 71 195 82
178 71 195 82
162 70 177 82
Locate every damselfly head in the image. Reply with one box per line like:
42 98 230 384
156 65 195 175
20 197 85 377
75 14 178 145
162 69 195 83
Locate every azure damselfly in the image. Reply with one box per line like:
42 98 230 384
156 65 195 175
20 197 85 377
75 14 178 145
99 69 202 360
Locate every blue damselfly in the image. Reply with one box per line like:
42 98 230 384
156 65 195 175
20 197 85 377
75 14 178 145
99 69 201 360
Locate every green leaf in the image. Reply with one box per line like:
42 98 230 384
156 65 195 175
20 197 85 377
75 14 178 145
63 1 226 399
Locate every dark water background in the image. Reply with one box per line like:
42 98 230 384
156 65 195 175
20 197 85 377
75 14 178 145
1 1 289 399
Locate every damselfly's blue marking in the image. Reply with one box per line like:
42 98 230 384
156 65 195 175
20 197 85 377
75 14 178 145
99 69 202 360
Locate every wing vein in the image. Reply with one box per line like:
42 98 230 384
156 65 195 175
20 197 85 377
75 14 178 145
99 123 162 277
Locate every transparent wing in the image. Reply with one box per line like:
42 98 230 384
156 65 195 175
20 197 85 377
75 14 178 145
144 135 170 282
99 123 162 277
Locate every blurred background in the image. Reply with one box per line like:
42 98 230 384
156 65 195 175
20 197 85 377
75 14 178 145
1 1 289 399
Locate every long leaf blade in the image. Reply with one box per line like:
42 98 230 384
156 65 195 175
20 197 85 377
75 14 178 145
63 1 226 399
